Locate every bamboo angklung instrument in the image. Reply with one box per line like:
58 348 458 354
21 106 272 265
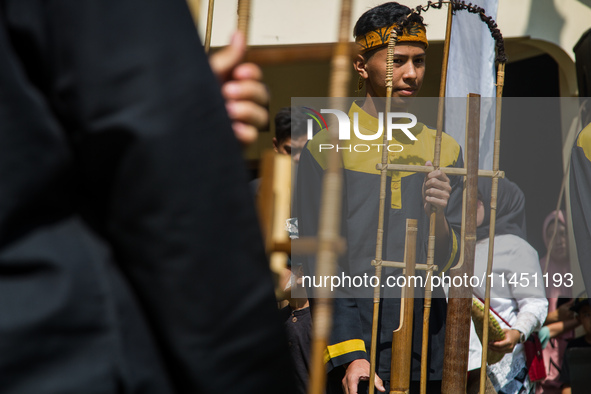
369 29 399 394
441 93 481 393
361 3 508 393
307 1 352 393
204 0 215 53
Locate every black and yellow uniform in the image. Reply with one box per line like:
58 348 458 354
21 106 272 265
570 123 591 293
297 102 463 384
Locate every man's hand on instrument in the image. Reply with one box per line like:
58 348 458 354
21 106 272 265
422 160 452 215
489 328 520 354
342 359 385 394
209 31 269 146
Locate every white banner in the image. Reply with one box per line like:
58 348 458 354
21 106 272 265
445 0 499 170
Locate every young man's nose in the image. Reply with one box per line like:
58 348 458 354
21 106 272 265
402 62 417 79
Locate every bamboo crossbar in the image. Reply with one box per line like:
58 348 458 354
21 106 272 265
376 164 504 178
290 238 346 256
372 260 438 272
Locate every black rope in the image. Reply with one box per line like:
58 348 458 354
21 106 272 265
395 0 507 64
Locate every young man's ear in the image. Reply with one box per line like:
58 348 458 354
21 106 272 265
353 54 369 80
272 137 279 152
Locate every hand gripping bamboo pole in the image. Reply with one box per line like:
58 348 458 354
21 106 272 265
307 1 352 393
368 29 398 394
479 61 506 394
419 4 453 394
441 93 481 393
389 219 419 394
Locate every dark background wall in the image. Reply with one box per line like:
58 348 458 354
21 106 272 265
501 54 563 256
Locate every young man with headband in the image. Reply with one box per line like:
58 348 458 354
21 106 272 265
297 2 463 393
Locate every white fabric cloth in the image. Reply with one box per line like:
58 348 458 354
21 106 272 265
445 0 499 170
468 234 548 391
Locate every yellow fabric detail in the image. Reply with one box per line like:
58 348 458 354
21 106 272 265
323 339 367 364
576 123 591 162
356 23 429 54
439 227 458 273
391 173 402 209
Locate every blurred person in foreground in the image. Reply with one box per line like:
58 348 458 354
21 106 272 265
0 0 294 393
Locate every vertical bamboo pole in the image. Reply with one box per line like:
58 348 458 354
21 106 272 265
307 1 352 393
441 93 481 393
479 61 505 394
204 0 215 53
420 4 453 394
369 29 398 394
237 0 250 43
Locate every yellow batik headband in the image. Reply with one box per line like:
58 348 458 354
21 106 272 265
355 23 429 54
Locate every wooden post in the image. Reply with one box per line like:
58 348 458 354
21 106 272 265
441 93 481 393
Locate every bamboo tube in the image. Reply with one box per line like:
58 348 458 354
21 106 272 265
378 164 504 179
479 61 506 394
441 93 481 393
204 0 215 53
237 0 250 43
307 1 352 393
368 28 398 394
420 4 453 393
390 220 419 394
